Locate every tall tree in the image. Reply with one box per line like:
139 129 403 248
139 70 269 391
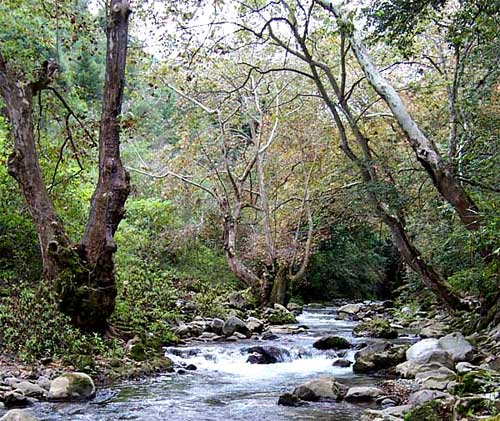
0 0 131 331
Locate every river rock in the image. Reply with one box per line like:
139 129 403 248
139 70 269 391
277 392 308 407
353 319 398 339
313 336 352 350
210 318 225 335
353 343 407 373
361 404 413 421
35 377 50 391
0 410 37 421
227 291 251 310
246 346 291 364
3 391 29 409
293 377 347 401
396 361 451 379
406 339 453 367
408 389 451 405
420 322 449 338
437 332 474 362
14 381 48 399
47 372 95 401
265 304 297 325
246 317 264 334
338 303 362 315
332 358 351 368
222 316 251 338
415 366 456 390
345 386 383 402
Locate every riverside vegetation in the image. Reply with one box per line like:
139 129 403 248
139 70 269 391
0 0 499 420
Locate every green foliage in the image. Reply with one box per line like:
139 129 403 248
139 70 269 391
302 223 389 300
0 279 123 364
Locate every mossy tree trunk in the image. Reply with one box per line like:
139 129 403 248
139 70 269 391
0 0 131 332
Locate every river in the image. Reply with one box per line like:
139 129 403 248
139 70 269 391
28 304 406 420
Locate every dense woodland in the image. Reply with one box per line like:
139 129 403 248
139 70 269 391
0 0 499 377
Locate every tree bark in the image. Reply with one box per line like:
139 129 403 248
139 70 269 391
316 0 481 231
0 0 131 332
0 56 70 281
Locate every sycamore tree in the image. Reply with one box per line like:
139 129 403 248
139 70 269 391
0 0 131 332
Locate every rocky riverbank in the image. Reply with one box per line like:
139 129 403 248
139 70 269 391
277 301 500 420
1 299 500 420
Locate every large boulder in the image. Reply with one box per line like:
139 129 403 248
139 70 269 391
345 386 383 402
222 316 251 338
47 372 95 401
293 377 347 401
210 318 225 335
0 410 37 421
313 336 352 350
437 332 474 363
338 303 363 315
245 346 291 364
353 343 407 373
406 339 453 367
353 319 398 339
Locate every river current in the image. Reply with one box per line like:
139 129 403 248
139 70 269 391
24 305 403 420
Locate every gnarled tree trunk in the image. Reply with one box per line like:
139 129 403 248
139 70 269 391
0 0 131 332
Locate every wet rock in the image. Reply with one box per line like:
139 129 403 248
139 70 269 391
261 331 279 340
293 377 347 401
185 364 197 371
353 319 398 339
47 372 95 401
197 332 219 341
353 343 407 373
245 346 291 364
3 391 29 409
332 359 351 368
222 316 251 338
246 317 264 334
0 409 37 421
338 303 363 315
345 386 383 402
233 332 249 340
14 382 47 399
420 322 449 338
437 332 474 363
313 336 352 350
166 347 200 358
406 339 453 367
277 392 308 407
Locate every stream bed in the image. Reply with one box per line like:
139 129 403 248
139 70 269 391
25 305 411 420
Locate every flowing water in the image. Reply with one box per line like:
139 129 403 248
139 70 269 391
19 305 409 420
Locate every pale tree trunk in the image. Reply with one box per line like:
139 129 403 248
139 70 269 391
0 0 131 332
316 0 481 231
